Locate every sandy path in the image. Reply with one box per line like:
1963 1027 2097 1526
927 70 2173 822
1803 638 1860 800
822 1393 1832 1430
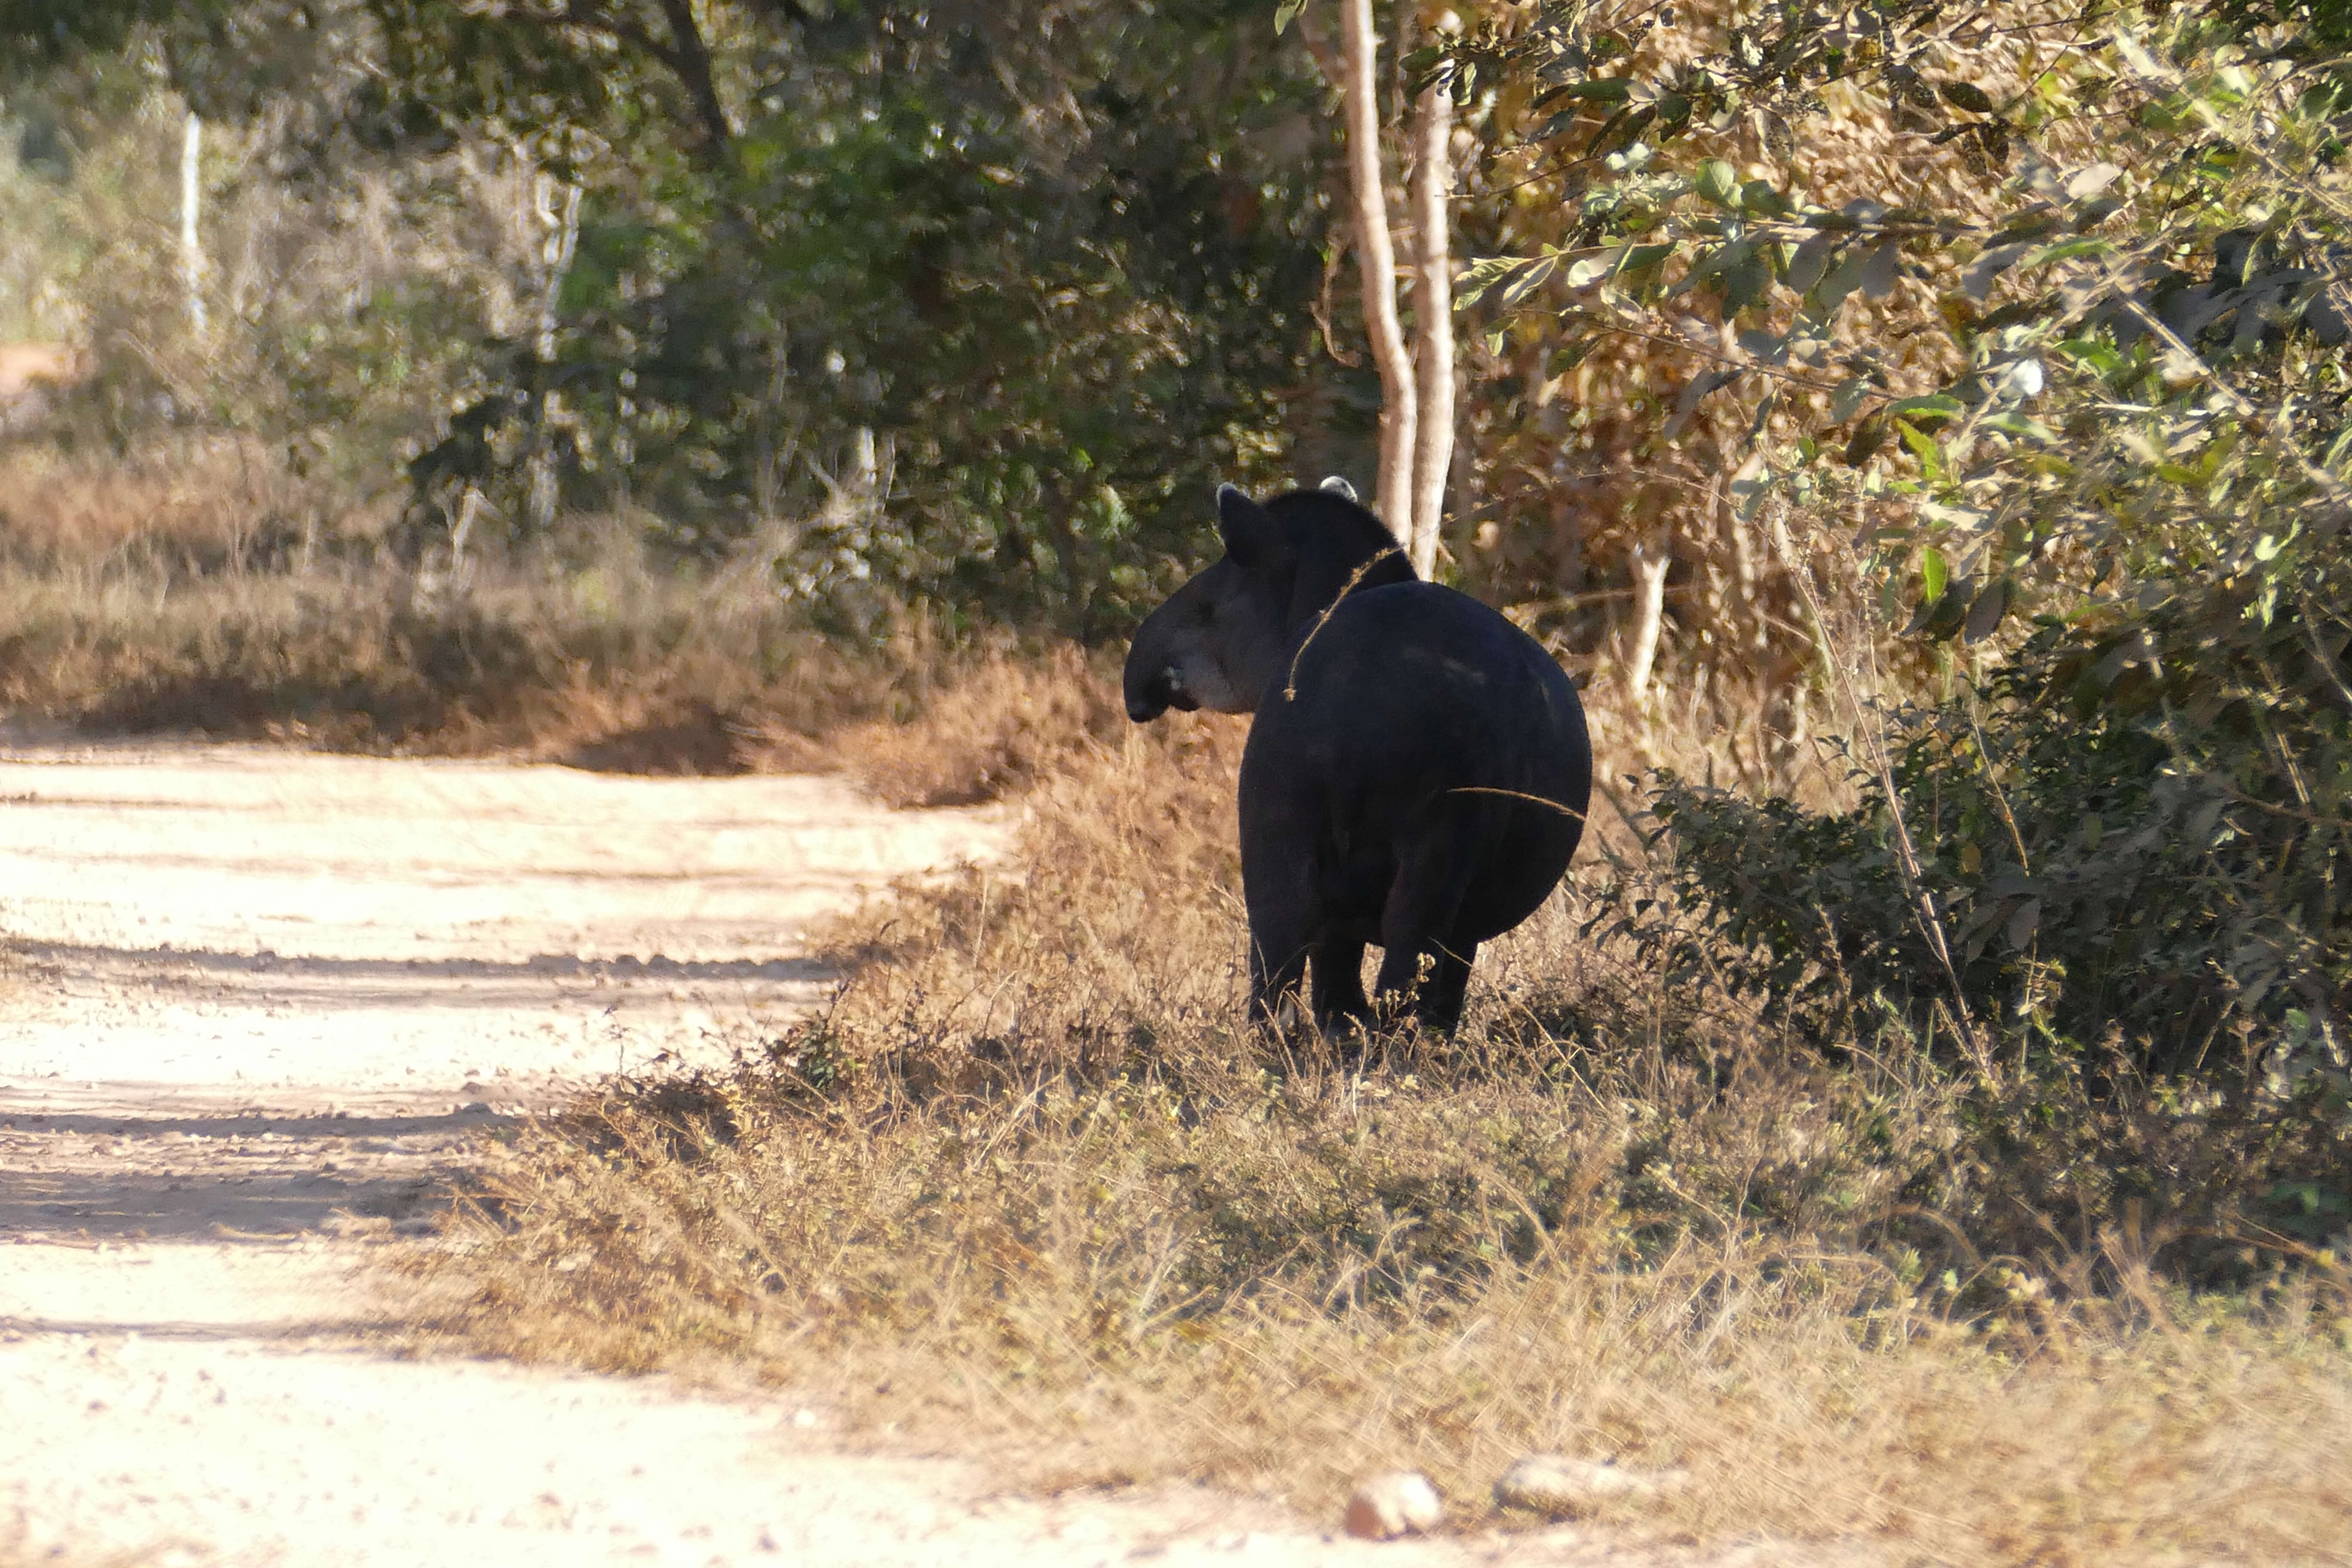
0 742 1710 1568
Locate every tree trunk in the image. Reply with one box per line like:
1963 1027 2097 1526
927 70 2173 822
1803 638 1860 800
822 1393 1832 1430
527 175 582 535
1406 69 1453 579
180 112 206 340
1337 0 1415 543
1626 536 1672 704
654 0 734 165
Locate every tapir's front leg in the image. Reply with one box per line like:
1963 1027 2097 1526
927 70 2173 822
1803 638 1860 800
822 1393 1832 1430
1246 916 1311 1030
1241 843 1316 1032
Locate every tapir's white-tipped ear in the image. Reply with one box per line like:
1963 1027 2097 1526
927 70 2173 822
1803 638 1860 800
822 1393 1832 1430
1318 475 1359 503
1216 483 1281 568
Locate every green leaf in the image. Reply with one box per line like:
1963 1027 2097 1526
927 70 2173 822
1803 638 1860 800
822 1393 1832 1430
1886 394 1964 422
1554 77 1634 103
2020 237 2116 269
1496 254 1560 309
1784 233 1838 294
1829 374 1872 423
1920 545 1950 605
1898 420 1945 481
1455 254 1535 310
1621 243 1677 276
2053 337 2123 375
1274 0 1307 34
1695 159 1740 207
1940 80 1997 114
1721 242 1772 317
1566 247 1629 288
1860 241 1903 300
1982 412 2057 442
1844 414 1889 465
1963 577 2010 643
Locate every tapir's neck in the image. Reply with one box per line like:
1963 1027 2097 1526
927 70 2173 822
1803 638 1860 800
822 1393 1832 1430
1282 541 1417 638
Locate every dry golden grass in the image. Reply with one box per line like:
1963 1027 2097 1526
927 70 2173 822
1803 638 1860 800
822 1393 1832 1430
0 474 1121 796
821 642 1129 807
422 660 2352 1566
0 560 872 757
0 438 338 569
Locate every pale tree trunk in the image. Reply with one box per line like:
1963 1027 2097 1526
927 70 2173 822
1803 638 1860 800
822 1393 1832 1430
1626 536 1672 704
1406 68 1453 579
1337 0 1416 542
180 113 206 339
526 174 582 535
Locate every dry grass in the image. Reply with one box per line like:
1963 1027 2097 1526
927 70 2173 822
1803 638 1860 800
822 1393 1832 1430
0 438 341 569
0 463 1118 796
0 559 865 757
422 660 2352 1566
824 642 1129 807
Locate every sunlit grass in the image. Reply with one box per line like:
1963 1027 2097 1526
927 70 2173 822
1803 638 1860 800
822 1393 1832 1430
421 665 2352 1565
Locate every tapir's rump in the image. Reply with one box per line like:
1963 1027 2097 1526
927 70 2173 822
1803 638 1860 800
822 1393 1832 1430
1121 484 1590 1036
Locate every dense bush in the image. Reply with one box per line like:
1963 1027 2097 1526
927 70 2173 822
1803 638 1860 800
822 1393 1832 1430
1447 6 2349 1118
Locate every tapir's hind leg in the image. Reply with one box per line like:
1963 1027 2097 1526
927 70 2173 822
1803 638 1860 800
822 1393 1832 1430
1372 821 1480 1026
1312 936 1371 1032
1418 942 1476 1032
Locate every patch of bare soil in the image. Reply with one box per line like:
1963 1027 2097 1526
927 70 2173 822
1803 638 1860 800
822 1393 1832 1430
0 740 1847 1568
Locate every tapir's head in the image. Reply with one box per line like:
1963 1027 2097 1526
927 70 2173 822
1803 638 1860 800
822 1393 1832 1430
1122 480 1414 722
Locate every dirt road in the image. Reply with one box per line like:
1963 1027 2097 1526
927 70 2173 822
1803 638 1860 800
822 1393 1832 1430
0 741 1674 1568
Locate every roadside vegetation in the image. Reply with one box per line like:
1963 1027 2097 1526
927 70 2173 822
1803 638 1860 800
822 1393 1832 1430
441 664 2351 1562
6 0 2351 1559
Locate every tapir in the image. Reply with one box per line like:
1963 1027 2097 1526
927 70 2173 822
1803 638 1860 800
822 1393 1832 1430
1122 481 1592 1035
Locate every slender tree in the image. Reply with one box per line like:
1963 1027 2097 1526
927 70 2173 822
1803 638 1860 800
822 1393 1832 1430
1335 0 1417 538
1309 0 1455 570
180 110 206 338
1404 47 1452 578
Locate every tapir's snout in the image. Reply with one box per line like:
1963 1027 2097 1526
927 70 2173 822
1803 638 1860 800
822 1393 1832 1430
1125 665 1199 723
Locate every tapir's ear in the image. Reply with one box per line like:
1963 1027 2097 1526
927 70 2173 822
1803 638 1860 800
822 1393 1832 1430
1216 483 1283 568
1317 475 1359 503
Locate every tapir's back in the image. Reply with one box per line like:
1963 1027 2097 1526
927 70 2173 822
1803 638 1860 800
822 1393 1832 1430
1240 582 1591 942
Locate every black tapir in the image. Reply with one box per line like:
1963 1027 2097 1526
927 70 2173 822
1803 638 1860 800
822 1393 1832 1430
1122 481 1591 1034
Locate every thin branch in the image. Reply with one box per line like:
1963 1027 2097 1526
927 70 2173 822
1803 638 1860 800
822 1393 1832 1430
653 0 734 162
1573 319 1856 398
